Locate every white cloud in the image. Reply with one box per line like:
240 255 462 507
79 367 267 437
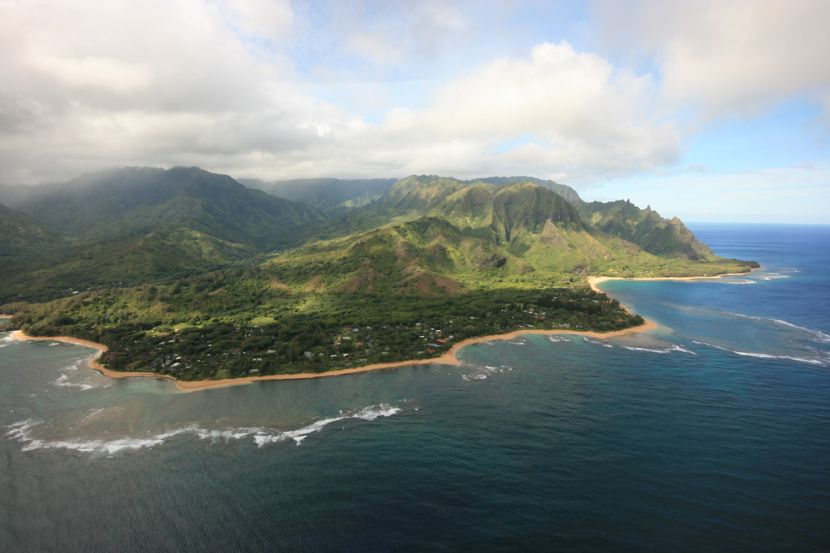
595 0 830 120
0 0 679 187
220 0 294 42
28 53 151 93
346 33 401 66
370 41 680 182
0 0 342 182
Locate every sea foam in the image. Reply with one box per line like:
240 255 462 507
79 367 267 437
51 361 99 391
728 312 830 343
5 403 404 455
0 334 13 349
582 337 614 348
620 344 697 355
462 364 513 381
691 340 828 367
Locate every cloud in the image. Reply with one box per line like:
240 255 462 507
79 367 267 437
369 41 680 181
28 53 151 93
590 162 830 224
220 0 294 43
0 0 341 182
346 33 401 66
595 0 830 120
0 0 679 187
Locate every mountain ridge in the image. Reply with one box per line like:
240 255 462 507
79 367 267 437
2 166 758 380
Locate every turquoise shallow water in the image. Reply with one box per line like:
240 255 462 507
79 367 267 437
1 224 829 552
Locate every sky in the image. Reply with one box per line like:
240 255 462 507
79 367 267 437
0 0 828 223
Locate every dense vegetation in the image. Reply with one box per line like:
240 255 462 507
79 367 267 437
1 168 758 380
0 167 322 302
9 281 641 379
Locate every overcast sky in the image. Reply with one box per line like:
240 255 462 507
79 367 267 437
1 0 828 223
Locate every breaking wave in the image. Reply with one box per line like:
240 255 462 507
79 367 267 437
757 272 791 281
582 337 614 348
547 336 571 343
620 344 697 355
462 364 513 381
728 313 830 343
51 360 102 391
691 340 828 367
5 403 404 455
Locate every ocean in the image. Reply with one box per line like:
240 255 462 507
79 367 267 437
1 223 829 552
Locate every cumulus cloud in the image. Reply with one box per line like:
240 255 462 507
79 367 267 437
370 41 680 181
595 0 830 120
0 0 344 182
0 0 679 185
220 0 294 42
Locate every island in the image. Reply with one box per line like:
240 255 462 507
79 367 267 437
1 169 757 384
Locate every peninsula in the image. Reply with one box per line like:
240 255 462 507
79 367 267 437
11 316 660 391
1 169 757 382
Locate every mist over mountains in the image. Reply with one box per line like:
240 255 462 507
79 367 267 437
0 166 751 303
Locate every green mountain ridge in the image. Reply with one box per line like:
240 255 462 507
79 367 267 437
3 167 757 381
265 179 753 298
241 177 397 213
0 167 324 301
14 167 322 246
0 202 58 258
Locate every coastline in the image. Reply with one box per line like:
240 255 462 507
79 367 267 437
9 318 658 392
8 330 178 383
586 271 754 293
7 270 755 391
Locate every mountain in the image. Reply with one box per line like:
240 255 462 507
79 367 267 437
319 175 722 263
0 203 68 301
15 167 322 247
0 202 57 258
267 179 754 296
4 173 757 380
477 176 583 206
579 200 717 260
0 167 324 301
242 177 396 213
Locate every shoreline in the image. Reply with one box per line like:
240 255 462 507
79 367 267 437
586 271 755 293
8 330 177 383
6 269 753 391
9 318 659 392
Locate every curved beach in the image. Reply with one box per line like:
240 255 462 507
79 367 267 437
6 270 757 391
586 272 755 293
9 318 658 392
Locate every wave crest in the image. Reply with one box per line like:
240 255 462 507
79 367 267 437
5 403 404 455
691 340 828 367
620 344 697 355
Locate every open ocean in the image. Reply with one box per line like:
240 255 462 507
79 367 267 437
1 223 829 552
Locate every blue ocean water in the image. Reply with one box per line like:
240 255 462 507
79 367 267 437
1 224 829 552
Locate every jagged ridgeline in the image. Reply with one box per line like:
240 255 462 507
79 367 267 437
2 169 756 380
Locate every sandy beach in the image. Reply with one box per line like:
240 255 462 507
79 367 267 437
586 272 754 293
9 317 658 392
8 330 177 383
4 271 759 390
